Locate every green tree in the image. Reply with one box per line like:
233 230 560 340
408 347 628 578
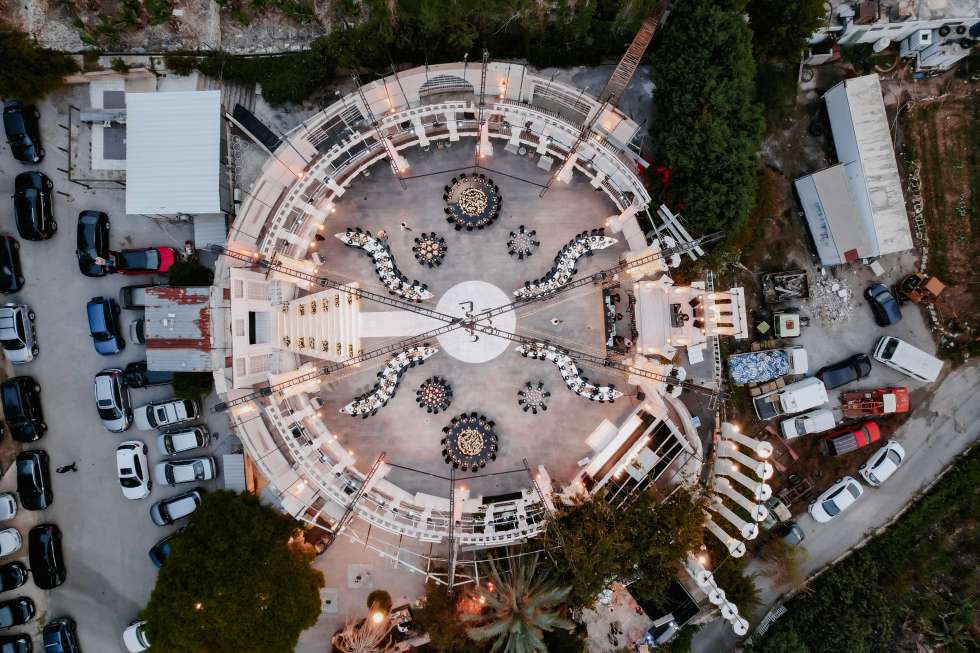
746 0 826 61
413 581 485 652
141 491 324 653
649 0 764 234
367 589 393 614
172 372 214 400
167 260 214 285
0 23 78 102
463 550 574 653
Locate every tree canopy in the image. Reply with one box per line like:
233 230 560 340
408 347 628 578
141 491 324 653
0 23 78 102
649 0 764 234
554 487 705 608
746 0 826 61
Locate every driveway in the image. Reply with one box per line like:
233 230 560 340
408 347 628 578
0 87 227 651
693 360 980 652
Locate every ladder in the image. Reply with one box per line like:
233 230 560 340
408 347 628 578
600 1 669 105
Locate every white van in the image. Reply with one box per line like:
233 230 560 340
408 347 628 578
873 336 943 383
780 407 837 439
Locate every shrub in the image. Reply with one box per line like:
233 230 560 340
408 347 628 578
366 589 393 614
168 260 214 286
172 372 214 400
0 23 79 102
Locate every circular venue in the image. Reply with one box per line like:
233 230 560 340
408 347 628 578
216 59 750 624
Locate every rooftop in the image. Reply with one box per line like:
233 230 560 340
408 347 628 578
144 285 213 372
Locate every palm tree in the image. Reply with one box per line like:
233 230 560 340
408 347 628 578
463 550 574 653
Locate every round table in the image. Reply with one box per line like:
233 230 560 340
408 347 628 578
412 232 447 267
417 377 452 413
507 225 538 259
444 175 500 231
441 413 498 470
517 381 550 414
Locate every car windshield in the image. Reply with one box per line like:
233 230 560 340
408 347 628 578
120 477 140 488
883 339 899 358
119 250 158 269
821 499 841 517
193 461 204 479
846 484 860 498
886 450 902 465
165 467 176 484
0 606 12 626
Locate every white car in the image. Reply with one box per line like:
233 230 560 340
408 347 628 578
780 408 836 439
859 441 906 487
117 441 152 500
0 528 22 557
123 619 150 652
0 304 37 364
95 369 132 433
150 489 204 526
0 493 17 521
157 426 210 456
154 457 216 487
134 399 199 431
808 476 864 523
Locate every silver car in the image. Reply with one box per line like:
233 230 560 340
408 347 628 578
0 304 37 364
157 426 210 456
153 457 216 487
95 369 132 432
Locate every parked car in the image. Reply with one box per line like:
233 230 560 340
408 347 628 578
873 335 944 383
0 495 16 522
119 284 163 310
0 598 35 631
75 210 111 277
86 296 124 355
134 398 199 431
157 426 210 456
2 101 43 164
15 451 51 510
779 407 836 440
42 617 80 653
821 421 881 457
117 441 152 500
808 476 864 523
1 376 46 442
865 283 902 326
0 563 27 595
0 236 24 294
150 489 204 526
816 353 872 390
94 369 132 432
124 361 174 388
859 441 907 487
154 457 216 487
148 529 182 567
773 521 805 546
0 531 21 558
123 619 149 652
0 304 37 363
115 247 179 275
28 524 65 589
0 633 31 653
12 172 56 241
129 319 145 345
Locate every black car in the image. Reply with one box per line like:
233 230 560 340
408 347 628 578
817 353 873 390
0 563 28 595
0 376 46 442
0 597 35 631
43 617 80 653
12 172 56 240
28 525 65 590
0 633 32 653
75 211 111 277
0 236 24 294
148 527 184 567
865 283 903 327
124 361 175 388
15 450 52 511
2 101 43 164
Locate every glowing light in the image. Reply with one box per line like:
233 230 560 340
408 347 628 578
371 611 384 624
697 554 709 566
193 602 204 612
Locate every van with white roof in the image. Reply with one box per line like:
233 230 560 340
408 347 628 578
753 377 828 421
872 336 943 383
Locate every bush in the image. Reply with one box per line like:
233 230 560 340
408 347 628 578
0 23 79 102
366 589 392 614
111 57 130 73
168 260 214 286
172 372 214 400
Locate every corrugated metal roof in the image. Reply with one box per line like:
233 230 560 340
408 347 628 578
143 286 214 372
223 454 247 492
125 91 221 215
193 214 228 249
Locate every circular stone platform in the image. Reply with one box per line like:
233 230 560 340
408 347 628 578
434 280 516 364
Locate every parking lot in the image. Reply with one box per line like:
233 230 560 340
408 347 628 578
1 85 228 651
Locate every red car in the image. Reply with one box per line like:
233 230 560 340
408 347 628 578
820 421 881 457
114 247 178 275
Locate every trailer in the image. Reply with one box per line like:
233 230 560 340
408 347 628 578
728 347 808 386
753 377 828 421
839 387 910 418
762 270 810 306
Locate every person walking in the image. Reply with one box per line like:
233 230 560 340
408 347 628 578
55 462 78 474
399 221 413 232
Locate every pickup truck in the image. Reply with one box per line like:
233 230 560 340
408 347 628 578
753 377 828 421
728 347 808 386
820 421 881 456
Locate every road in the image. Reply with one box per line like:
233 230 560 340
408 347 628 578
0 87 228 650
693 361 980 652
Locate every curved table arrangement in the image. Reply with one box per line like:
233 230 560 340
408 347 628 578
443 173 501 231
416 377 453 414
514 229 617 300
336 228 433 302
507 225 539 260
441 413 498 470
518 381 550 415
340 345 438 418
412 232 447 268
518 342 623 403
